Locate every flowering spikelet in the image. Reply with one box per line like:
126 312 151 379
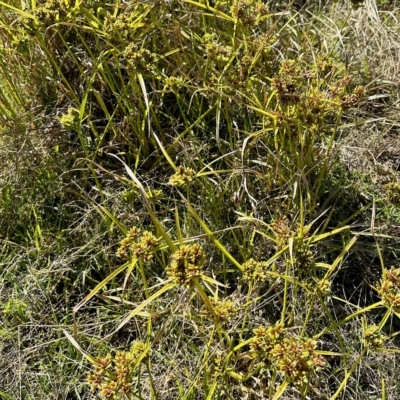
130 340 147 358
116 228 158 262
127 227 140 241
315 54 336 76
33 0 77 26
317 278 331 296
124 44 157 73
87 341 149 399
131 231 158 262
87 354 112 391
250 322 286 356
203 33 232 64
166 244 204 287
164 76 185 91
292 242 315 272
271 337 325 385
250 323 325 387
272 216 296 250
242 258 270 283
103 12 140 42
306 278 331 298
230 0 268 26
201 297 238 323
99 380 118 399
211 354 224 379
58 107 80 130
377 267 400 312
364 324 386 351
168 166 196 186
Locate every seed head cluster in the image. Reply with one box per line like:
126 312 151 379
166 244 204 287
230 0 269 27
201 297 238 323
385 182 400 206
377 267 400 312
124 44 157 73
292 242 315 272
271 217 315 273
305 278 331 298
242 258 270 283
272 60 302 105
251 323 325 387
104 13 135 42
116 227 158 262
271 57 365 133
168 166 196 186
58 107 80 131
164 76 185 92
272 216 296 250
364 324 386 351
33 0 76 26
87 341 148 400
339 85 365 109
204 33 233 64
211 354 224 379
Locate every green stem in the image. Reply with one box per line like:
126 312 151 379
147 358 159 400
300 297 315 337
331 349 367 400
194 279 226 344
138 260 149 299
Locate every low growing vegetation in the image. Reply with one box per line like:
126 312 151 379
1 0 400 398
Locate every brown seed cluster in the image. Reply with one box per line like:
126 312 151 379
251 323 325 387
377 267 400 312
230 0 269 27
166 244 204 287
339 85 365 109
168 166 196 186
116 227 159 262
271 60 301 105
87 341 148 399
272 216 296 250
271 58 365 132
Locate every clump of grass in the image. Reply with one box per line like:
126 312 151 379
1 0 400 399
